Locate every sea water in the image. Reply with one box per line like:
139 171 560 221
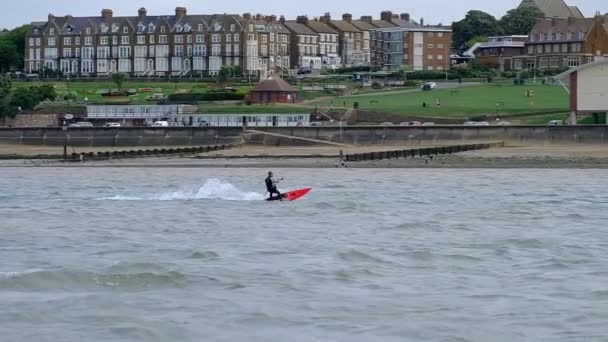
1 168 608 341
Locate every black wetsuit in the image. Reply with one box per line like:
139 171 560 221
265 176 282 200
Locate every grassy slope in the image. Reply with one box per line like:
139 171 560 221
309 84 569 119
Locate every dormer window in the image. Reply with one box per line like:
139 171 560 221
230 24 235 32
161 26 166 33
567 32 572 40
86 27 91 35
176 25 183 33
556 32 562 40
50 28 55 36
578 31 585 40
148 23 155 32
198 24 203 32
123 27 128 34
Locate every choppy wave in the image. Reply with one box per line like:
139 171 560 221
100 179 263 202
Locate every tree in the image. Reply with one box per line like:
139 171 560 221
218 65 231 83
111 72 127 91
452 10 503 51
0 38 19 72
0 75 13 118
499 6 544 35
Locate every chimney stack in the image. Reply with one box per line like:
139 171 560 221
401 13 410 21
243 13 252 20
420 17 425 26
361 16 373 24
101 9 113 23
343 13 353 23
270 15 277 23
138 8 147 19
175 7 187 18
280 15 286 24
380 11 393 22
48 13 55 22
297 15 309 25
320 13 331 23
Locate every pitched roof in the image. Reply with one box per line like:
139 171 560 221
371 20 395 28
568 6 584 18
283 21 317 36
390 18 420 28
529 17 595 42
329 20 360 33
251 76 298 93
305 20 338 34
351 20 376 31
519 0 584 19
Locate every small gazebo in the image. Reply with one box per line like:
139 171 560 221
248 76 299 104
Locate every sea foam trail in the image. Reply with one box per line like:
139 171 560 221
101 179 263 202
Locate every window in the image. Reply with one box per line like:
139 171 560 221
97 46 110 59
428 32 434 37
539 57 548 69
118 59 130 72
123 27 128 34
225 44 231 55
572 43 581 52
36 38 41 46
112 36 118 45
212 34 220 43
261 35 267 44
137 36 145 44
49 28 55 36
63 48 72 58
230 24 235 32
567 32 572 40
428 44 434 49
270 33 275 42
118 46 131 58
194 45 206 56
48 37 56 46
148 24 155 32
536 45 543 54
159 35 168 44
100 36 108 45
550 57 560 68
234 44 240 55
121 36 129 45
561 43 568 53
149 46 155 57
437 55 443 60
567 56 580 67
86 28 91 35
81 47 94 59
556 32 562 40
174 46 183 57
553 44 560 53
156 45 169 58
64 37 72 46
187 35 192 44
226 34 231 43
29 38 34 47
212 44 221 56
198 24 203 32
578 32 585 40
84 37 92 46
196 35 204 43
438 32 444 38
134 59 146 72
545 45 551 53
135 46 147 58
234 34 239 42
175 35 183 44
81 59 94 73
438 43 444 49
514 59 522 70
150 36 155 44
427 55 433 60
160 26 166 33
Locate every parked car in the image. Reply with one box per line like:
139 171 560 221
69 122 94 128
422 122 436 126
104 122 121 128
548 120 563 126
297 68 313 75
380 122 395 127
496 121 512 126
399 122 410 126
464 121 478 126
197 121 210 127
475 121 490 126
421 82 437 91
151 121 170 127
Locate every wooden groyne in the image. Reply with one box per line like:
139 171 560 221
69 145 233 162
344 142 504 162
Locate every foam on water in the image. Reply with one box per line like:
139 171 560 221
100 179 263 202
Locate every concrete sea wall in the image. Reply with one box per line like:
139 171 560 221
0 127 244 147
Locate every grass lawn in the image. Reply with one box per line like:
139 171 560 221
309 84 569 119
13 80 253 104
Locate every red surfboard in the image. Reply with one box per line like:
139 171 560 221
267 188 312 202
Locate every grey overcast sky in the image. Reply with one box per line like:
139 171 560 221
0 0 605 29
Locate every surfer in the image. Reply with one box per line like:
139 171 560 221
265 172 283 200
